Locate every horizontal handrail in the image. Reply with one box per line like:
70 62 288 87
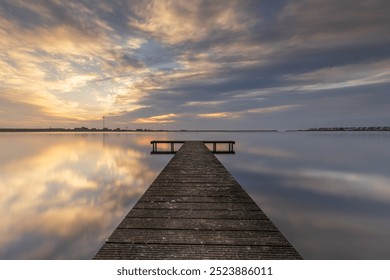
151 140 235 154
150 140 235 144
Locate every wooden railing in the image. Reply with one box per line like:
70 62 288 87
151 140 235 154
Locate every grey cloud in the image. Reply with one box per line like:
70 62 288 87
1 1 95 36
279 0 390 37
1 0 389 129
103 50 145 71
120 54 144 69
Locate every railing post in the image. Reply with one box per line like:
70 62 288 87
213 142 216 153
171 142 174 153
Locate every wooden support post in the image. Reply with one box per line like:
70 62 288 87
171 142 174 153
213 142 216 153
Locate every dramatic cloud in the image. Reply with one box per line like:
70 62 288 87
0 0 389 129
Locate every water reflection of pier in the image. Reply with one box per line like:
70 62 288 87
94 141 301 259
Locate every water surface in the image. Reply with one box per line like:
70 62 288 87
0 132 389 259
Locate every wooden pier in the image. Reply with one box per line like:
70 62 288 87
94 141 301 259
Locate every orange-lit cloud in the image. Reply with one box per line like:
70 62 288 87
182 100 227 107
197 112 235 119
133 113 178 123
128 1 249 45
0 3 148 126
247 105 299 114
197 105 299 119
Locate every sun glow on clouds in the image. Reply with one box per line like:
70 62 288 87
197 112 236 119
0 2 148 126
0 0 389 129
197 105 299 119
134 114 178 124
128 1 248 45
182 100 227 107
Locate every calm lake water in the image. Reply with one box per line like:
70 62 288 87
0 132 389 259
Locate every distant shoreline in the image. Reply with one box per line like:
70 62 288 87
289 126 390 132
0 128 278 133
1 127 389 133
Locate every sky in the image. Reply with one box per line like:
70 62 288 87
0 0 389 130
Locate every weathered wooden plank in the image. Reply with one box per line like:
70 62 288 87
152 179 238 184
118 218 278 231
146 183 242 188
144 188 249 197
146 184 243 190
94 243 301 260
107 229 290 246
126 209 268 220
133 201 260 210
138 195 254 203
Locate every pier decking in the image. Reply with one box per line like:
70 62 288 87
94 141 301 259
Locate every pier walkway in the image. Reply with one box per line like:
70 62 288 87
94 141 301 259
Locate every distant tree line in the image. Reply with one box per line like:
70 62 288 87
304 126 390 131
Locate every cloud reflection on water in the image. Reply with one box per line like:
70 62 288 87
1 132 390 259
0 134 158 259
219 132 390 259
